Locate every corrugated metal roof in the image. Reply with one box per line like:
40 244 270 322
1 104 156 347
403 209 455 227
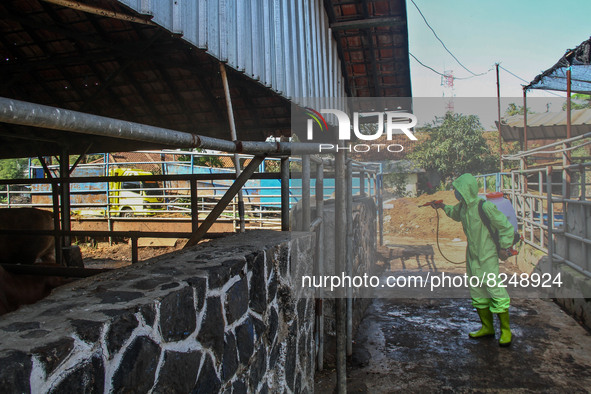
326 0 411 98
497 108 591 141
0 0 411 159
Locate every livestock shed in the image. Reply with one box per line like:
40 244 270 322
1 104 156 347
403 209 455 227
0 3 411 392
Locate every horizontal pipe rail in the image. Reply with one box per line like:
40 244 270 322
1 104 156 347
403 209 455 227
0 97 338 155
0 172 282 186
503 132 591 160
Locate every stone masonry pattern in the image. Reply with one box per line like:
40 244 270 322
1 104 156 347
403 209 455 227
0 230 315 393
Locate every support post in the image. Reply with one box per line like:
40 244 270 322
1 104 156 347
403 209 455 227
377 171 383 246
190 178 199 233
131 235 138 264
184 156 265 247
220 63 246 232
302 155 311 231
60 150 71 254
315 161 325 371
522 89 528 192
496 63 503 171
281 158 290 231
523 89 528 153
546 166 554 276
335 148 347 393
565 67 572 198
106 153 113 246
39 156 62 266
360 169 366 196
345 158 353 357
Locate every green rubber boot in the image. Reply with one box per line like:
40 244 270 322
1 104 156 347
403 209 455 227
469 308 495 339
497 311 512 347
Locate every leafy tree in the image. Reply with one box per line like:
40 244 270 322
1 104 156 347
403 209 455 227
408 112 497 185
505 103 533 117
178 149 224 167
0 158 29 202
0 158 28 179
562 93 591 111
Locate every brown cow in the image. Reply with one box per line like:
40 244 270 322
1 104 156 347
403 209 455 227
0 265 71 316
0 208 56 265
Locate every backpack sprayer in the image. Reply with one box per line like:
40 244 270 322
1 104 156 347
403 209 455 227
419 195 522 264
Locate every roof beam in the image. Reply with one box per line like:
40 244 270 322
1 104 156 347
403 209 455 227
361 0 380 96
323 0 352 97
39 0 156 26
329 16 405 31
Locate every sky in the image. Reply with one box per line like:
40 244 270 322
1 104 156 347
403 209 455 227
406 0 591 106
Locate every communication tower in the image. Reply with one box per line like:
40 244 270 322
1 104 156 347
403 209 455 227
441 70 455 113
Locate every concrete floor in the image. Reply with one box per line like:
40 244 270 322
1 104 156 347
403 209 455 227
315 296 591 393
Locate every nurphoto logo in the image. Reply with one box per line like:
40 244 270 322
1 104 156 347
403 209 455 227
304 108 418 153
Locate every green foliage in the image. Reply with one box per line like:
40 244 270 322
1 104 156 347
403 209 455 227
178 149 224 168
384 168 410 198
505 103 533 117
264 159 280 173
0 158 28 180
561 94 591 111
409 112 497 185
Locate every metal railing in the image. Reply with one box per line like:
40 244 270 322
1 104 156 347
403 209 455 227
500 133 591 277
293 153 381 373
1 146 383 393
3 153 380 233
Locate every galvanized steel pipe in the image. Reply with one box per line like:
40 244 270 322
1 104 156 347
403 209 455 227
334 149 347 393
0 97 336 155
315 161 325 371
281 158 290 231
302 155 311 231
345 158 353 357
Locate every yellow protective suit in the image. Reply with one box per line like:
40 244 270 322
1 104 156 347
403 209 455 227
443 173 515 313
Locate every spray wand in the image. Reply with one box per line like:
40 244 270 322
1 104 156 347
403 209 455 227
418 200 443 208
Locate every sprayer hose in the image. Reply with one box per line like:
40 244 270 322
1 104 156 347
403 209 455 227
435 208 466 265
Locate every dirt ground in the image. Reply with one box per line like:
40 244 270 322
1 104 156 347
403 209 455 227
383 190 465 240
79 239 187 269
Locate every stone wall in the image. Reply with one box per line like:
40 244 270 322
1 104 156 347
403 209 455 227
0 231 315 393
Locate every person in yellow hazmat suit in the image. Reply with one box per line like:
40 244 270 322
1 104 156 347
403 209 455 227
432 173 515 347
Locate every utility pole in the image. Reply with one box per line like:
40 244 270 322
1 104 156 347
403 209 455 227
496 63 503 172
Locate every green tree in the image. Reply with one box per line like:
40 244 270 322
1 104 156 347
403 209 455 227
0 158 28 179
505 103 533 117
178 149 224 167
409 112 497 185
562 93 591 111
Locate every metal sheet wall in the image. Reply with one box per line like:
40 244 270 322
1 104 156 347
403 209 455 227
119 0 347 109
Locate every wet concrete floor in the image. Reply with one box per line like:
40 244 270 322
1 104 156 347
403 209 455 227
315 296 591 393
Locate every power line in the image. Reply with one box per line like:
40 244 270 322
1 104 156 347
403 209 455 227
497 65 529 84
409 0 488 77
498 64 564 97
409 52 448 78
409 52 490 80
